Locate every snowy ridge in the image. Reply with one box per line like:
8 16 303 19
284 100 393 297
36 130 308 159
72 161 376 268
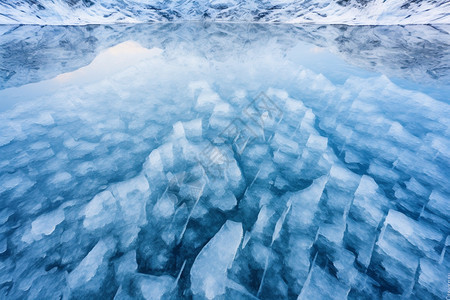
0 0 449 25
0 35 448 298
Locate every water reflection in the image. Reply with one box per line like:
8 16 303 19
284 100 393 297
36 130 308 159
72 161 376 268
0 23 449 89
0 41 162 111
1 23 449 111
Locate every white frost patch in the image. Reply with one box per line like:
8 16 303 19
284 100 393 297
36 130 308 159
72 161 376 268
22 207 65 243
190 220 243 299
50 172 72 185
182 118 202 139
83 190 118 231
68 237 116 290
306 134 328 151
34 112 54 126
137 274 175 300
153 193 176 219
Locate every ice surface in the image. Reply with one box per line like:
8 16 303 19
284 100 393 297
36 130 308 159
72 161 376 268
298 264 350 300
0 24 449 300
417 257 447 298
22 207 65 243
190 221 243 299
0 239 7 255
68 237 117 293
82 190 118 231
114 250 137 284
208 189 237 212
153 194 176 219
136 274 175 300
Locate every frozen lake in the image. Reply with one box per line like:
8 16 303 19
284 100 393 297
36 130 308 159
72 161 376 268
0 23 449 299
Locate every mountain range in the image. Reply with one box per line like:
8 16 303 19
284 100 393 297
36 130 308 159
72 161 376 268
0 0 449 25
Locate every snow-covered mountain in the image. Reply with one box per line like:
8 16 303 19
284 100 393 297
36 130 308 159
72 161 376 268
0 0 449 25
